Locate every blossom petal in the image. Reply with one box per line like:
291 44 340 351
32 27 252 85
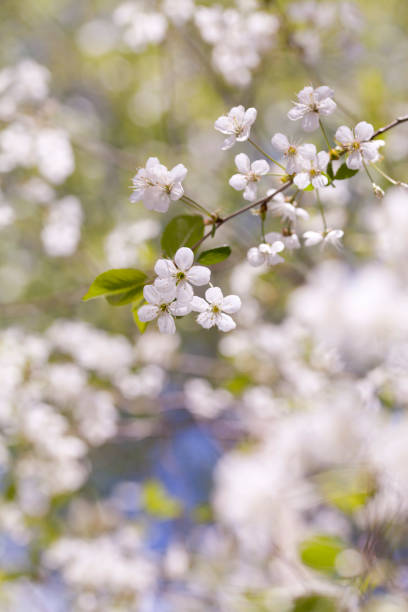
214 116 232 134
145 157 160 171
235 153 251 174
318 98 337 116
244 107 257 125
297 86 314 104
247 247 264 267
205 286 223 305
315 86 334 101
355 121 374 142
197 311 215 329
243 183 258 201
176 281 194 304
229 173 248 191
302 111 320 132
222 135 236 150
335 125 353 145
288 105 306 121
303 231 323 246
294 172 311 190
346 150 362 170
169 163 188 182
186 265 211 286
191 296 208 312
271 133 289 152
138 304 159 322
317 151 330 171
158 312 176 334
143 284 162 305
216 313 236 332
174 247 194 271
169 183 184 200
251 159 270 175
154 258 177 278
298 143 316 161
222 294 241 314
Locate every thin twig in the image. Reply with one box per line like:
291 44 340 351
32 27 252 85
371 115 408 139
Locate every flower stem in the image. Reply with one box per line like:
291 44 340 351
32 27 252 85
316 190 327 232
248 138 286 171
372 163 398 185
319 120 331 150
182 195 212 217
362 161 375 184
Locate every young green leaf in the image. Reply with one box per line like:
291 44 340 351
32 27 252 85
299 534 346 574
334 163 359 180
82 269 147 302
292 594 337 612
106 287 144 306
161 215 204 257
197 246 231 266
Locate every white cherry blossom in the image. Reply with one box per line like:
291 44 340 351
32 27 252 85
294 145 330 189
271 133 315 174
303 229 344 249
288 85 336 132
130 157 187 212
214 106 257 150
154 247 211 304
191 287 241 332
229 153 269 201
247 235 285 267
137 285 191 334
267 191 309 223
335 121 385 170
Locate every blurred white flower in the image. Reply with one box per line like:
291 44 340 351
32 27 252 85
41 196 83 257
303 229 344 248
247 235 285 267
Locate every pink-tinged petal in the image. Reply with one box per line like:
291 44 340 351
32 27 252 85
271 132 290 152
143 284 161 305
169 183 184 200
266 253 284 266
315 86 334 101
244 107 257 125
294 172 311 190
216 313 236 332
214 116 232 134
247 247 264 266
298 143 317 160
174 246 194 271
346 150 362 170
302 111 320 132
222 135 236 150
265 231 281 243
154 258 176 278
243 182 258 201
295 207 309 220
251 159 270 175
229 173 248 191
169 163 188 182
235 153 251 174
354 121 374 142
222 294 241 314
191 296 208 312
158 312 176 334
154 278 177 302
186 265 211 286
138 304 158 322
197 311 215 329
318 98 337 116
317 150 330 171
175 281 194 304
288 105 306 121
335 125 353 145
129 190 143 203
285 234 301 249
312 174 328 189
303 231 323 246
145 157 160 170
205 286 223 305
236 126 251 142
297 86 314 104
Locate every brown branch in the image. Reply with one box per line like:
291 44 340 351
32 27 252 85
371 115 408 140
192 180 293 250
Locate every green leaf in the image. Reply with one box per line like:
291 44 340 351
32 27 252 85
304 184 314 191
142 479 182 519
292 594 337 612
106 287 144 306
161 215 204 257
334 163 359 181
197 246 231 266
132 300 149 333
326 162 334 181
82 269 147 301
299 535 346 574
315 468 376 514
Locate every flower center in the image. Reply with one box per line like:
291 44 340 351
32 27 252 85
176 271 185 281
288 145 297 155
211 305 220 314
351 141 360 151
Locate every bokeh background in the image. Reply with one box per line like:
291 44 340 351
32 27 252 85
1 0 408 610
